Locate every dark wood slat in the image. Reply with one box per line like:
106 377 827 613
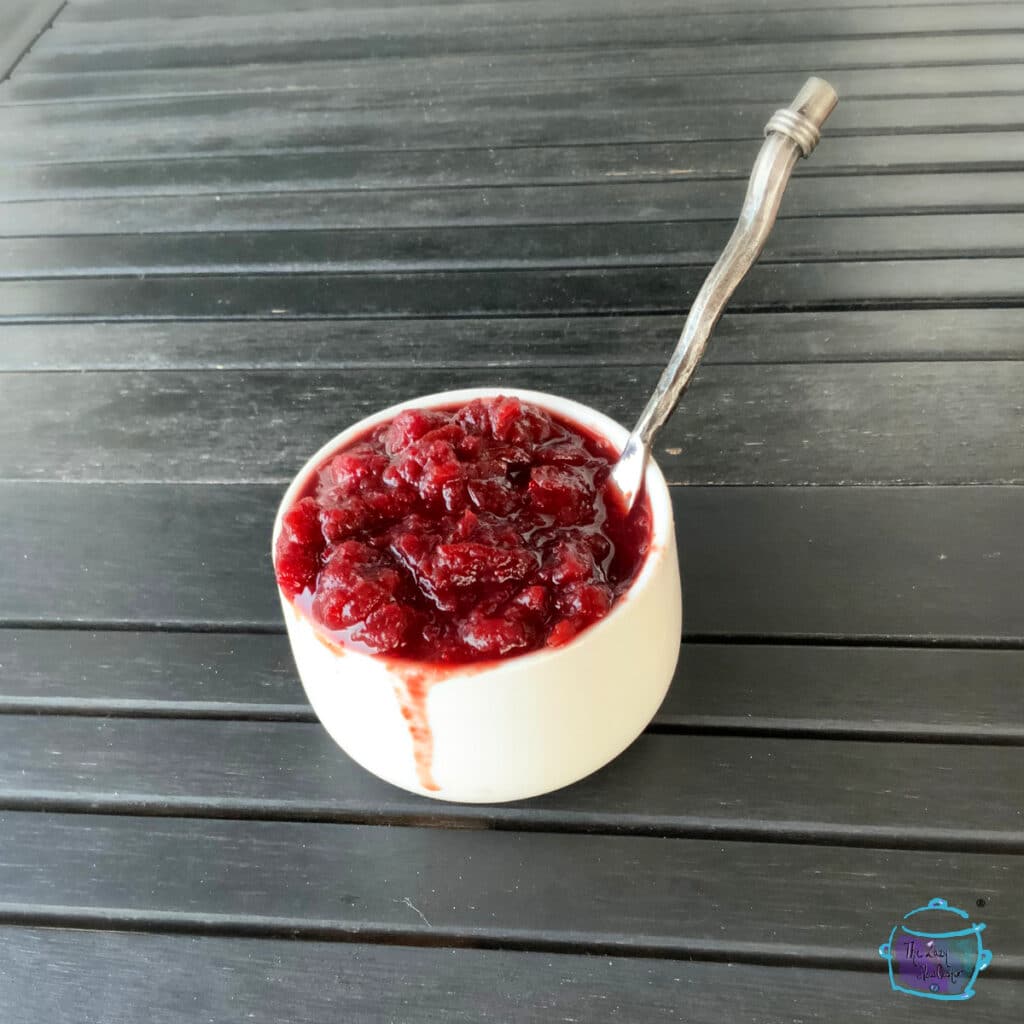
0 629 300 716
4 629 1022 743
4 0 1019 1011
1 714 1022 848
17 75 863 130
33 4 1024 62
680 486 1024 644
8 57 1024 105
5 927 1020 1024
7 216 1024 277
664 645 1024 740
5 174 1024 236
0 483 279 631
61 0 528 15
58 0 1021 26
1 363 1022 485
5 134 1022 198
2 483 1021 644
60 0 1021 19
2 260 1023 319
3 94 1023 160
2 309 1020 371
17 36 1024 105
7 62 1024 119
0 812 1019 963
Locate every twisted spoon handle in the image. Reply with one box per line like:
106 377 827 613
610 77 838 508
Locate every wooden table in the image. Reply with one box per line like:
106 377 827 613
2 1 1022 1020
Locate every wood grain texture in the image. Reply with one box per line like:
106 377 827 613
8 57 1024 104
3 260 1024 319
1 363 1021 485
58 0 1024 19
1 309 1022 371
6 60 1024 115
49 0 1024 42
1 715 1022 849
7 217 1024 280
5 133 1022 199
2 483 1022 644
0 629 301 716
3 927 1021 1024
1 0 1021 1011
7 173 1024 236
0 812 1019 963
29 5 1024 72
3 629 1023 742
660 644 1024 740
3 93 1024 159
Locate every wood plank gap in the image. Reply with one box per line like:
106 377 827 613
0 699 313 722
32 27 1024 63
0 794 1019 854
0 618 286 635
5 619 1022 648
4 300 1024 323
8 204 1024 235
5 157 1023 187
646 720 1024 746
6 251 1024 283
0 904 939 974
12 352 1024 371
6 80 1024 111
683 632 1024 650
0 2 66 83
49 0 1024 24
8 127 1024 167
3 699 1021 746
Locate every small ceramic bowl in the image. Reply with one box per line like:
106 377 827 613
273 387 682 803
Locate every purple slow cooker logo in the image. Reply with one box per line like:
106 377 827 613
879 897 993 1001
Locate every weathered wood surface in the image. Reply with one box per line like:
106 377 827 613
4 629 1022 743
5 260 1024 320
1 310 1021 371
6 134 1024 199
7 61 1024 105
4 927 1021 1024
2 484 1022 645
7 95 1024 160
7 215 1024 273
3 362 1024 484
1 716 1022 851
7 174 1024 235
0 812 1019 964
28 6 1024 77
2 0 1022 1018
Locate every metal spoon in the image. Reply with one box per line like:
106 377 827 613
610 77 839 510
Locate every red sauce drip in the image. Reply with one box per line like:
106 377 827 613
391 668 440 792
275 395 652 665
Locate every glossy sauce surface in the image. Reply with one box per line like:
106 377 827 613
275 396 651 666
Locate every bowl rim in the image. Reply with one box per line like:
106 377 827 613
272 386 677 674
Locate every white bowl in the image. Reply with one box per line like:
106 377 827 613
273 387 682 803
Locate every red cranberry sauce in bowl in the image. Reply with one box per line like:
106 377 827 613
273 395 652 665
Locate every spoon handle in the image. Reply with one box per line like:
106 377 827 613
611 77 838 507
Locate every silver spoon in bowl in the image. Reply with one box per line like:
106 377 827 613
610 77 839 510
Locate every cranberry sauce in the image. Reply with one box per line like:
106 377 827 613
274 396 652 664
